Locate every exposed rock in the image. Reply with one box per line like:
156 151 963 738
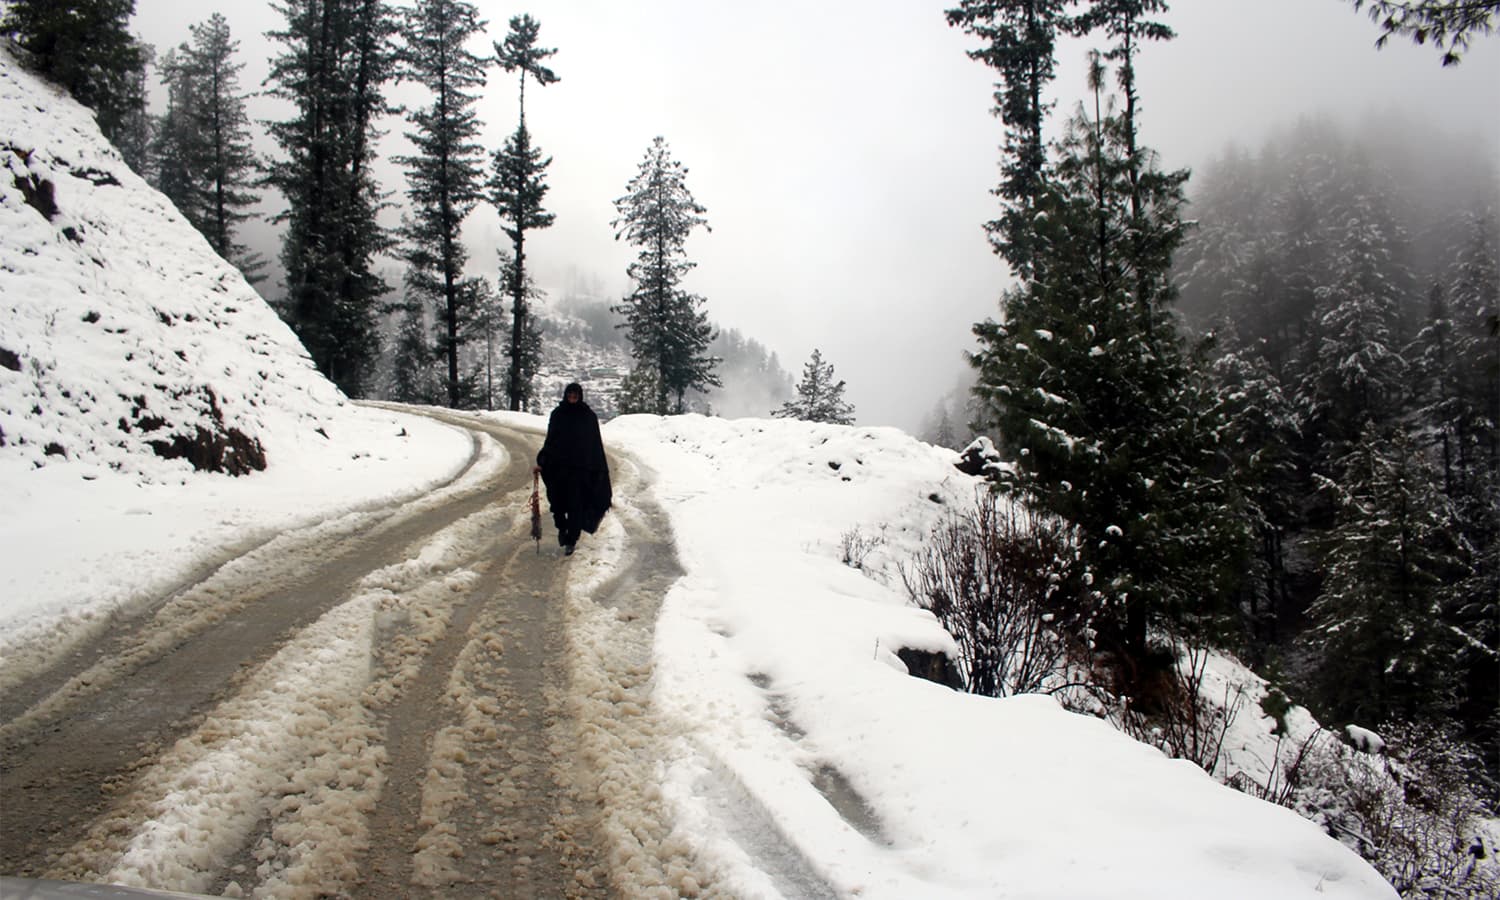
12 171 57 221
896 647 965 691
955 436 1009 481
149 424 265 476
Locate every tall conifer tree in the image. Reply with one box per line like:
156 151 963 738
1295 192 1410 466
185 14 262 280
152 46 203 229
396 0 492 408
612 137 719 415
968 53 1242 660
151 14 262 282
2 0 148 152
1304 424 1464 724
113 41 154 174
265 0 397 396
1074 0 1175 336
490 14 557 412
945 0 1072 280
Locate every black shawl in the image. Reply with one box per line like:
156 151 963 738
536 396 613 533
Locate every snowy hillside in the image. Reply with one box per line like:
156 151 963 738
587 415 1398 899
0 50 468 638
0 49 447 480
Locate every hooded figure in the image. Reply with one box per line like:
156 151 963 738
534 382 612 554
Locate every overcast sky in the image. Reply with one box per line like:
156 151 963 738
129 0 1500 431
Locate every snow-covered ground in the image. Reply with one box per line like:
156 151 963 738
3 405 1398 898
0 48 474 654
588 414 1396 899
0 45 1395 899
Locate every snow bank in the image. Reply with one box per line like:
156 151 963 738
2 49 327 477
605 414 1397 899
0 51 471 651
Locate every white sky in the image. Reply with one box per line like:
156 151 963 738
128 0 1500 432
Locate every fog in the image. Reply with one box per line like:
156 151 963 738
129 0 1500 432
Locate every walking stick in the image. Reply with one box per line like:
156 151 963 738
530 470 542 555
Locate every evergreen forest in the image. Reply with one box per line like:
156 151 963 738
1175 115 1498 771
939 1 1496 892
0 0 732 415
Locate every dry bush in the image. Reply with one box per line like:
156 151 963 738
901 490 1086 697
1115 641 1246 775
1228 727 1332 809
839 524 886 571
1253 722 1499 898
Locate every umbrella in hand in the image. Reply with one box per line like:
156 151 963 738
530 470 542 553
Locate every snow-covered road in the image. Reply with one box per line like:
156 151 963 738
0 412 708 898
0 408 1411 900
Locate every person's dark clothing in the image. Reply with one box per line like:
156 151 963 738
536 384 612 549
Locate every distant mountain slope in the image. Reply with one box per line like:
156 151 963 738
0 49 346 477
525 290 793 421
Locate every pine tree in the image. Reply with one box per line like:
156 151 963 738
922 400 962 449
1073 0 1175 338
615 365 663 417
2 0 148 152
1296 192 1411 464
468 274 506 411
494 13 557 123
1434 213 1500 763
612 137 720 415
112 40 154 175
151 47 204 230
774 349 856 424
151 15 262 282
490 13 558 412
265 0 398 396
945 0 1073 278
1172 144 1269 330
1212 343 1303 650
1446 213 1499 485
1348 0 1498 64
970 64 1243 661
1409 282 1464 493
1269 169 1337 383
396 0 492 408
493 250 542 410
1304 423 1465 725
491 123 553 411
390 300 440 404
184 14 262 280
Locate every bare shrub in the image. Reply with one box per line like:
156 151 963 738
1350 723 1497 898
1228 727 1332 809
839 524 886 571
901 490 1085 697
1261 722 1499 898
1116 641 1246 774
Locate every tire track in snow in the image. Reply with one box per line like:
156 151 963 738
354 502 610 899
5 409 824 899
0 417 506 880
0 425 489 719
570 452 842 900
